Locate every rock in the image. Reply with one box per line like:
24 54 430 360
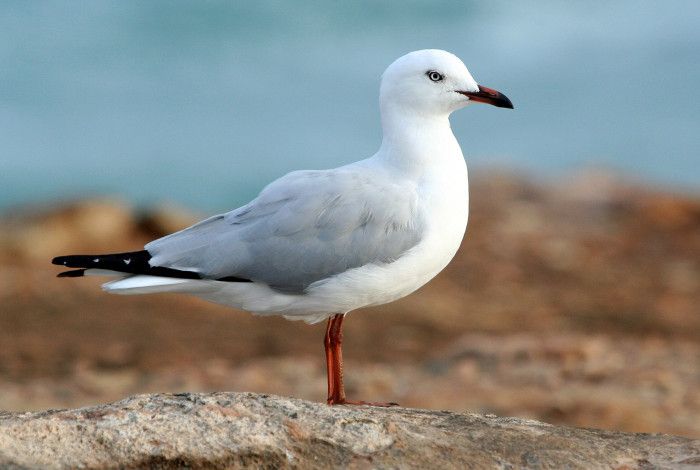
637 193 700 231
137 203 201 237
0 392 698 469
0 199 135 262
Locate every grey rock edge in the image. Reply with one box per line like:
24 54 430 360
1 392 699 469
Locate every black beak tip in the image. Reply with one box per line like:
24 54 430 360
459 87 514 109
498 95 514 109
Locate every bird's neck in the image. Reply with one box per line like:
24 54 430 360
376 107 462 174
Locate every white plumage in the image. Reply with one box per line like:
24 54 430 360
89 49 501 323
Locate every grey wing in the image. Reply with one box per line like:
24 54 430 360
145 168 424 292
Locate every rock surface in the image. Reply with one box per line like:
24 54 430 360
1 392 699 469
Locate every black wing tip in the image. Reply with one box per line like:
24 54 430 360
52 254 98 267
52 256 69 266
57 269 86 278
51 251 253 283
51 252 149 268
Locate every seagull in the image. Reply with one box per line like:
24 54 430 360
53 49 513 406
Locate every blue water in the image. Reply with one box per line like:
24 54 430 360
1 1 699 212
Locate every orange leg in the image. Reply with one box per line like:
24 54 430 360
324 316 338 404
324 314 398 407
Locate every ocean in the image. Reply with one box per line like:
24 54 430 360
1 1 698 211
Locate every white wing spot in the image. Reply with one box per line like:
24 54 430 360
124 258 131 265
93 258 100 263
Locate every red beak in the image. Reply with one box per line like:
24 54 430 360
458 85 514 109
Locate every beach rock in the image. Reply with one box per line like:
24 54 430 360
1 392 698 469
137 203 201 237
0 199 135 262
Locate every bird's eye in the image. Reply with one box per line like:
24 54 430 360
427 71 444 82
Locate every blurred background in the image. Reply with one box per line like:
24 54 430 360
1 1 699 437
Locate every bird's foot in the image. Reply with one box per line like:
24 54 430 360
327 398 399 407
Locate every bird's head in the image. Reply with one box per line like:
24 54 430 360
380 49 513 117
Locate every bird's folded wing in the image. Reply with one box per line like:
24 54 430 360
146 167 424 293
